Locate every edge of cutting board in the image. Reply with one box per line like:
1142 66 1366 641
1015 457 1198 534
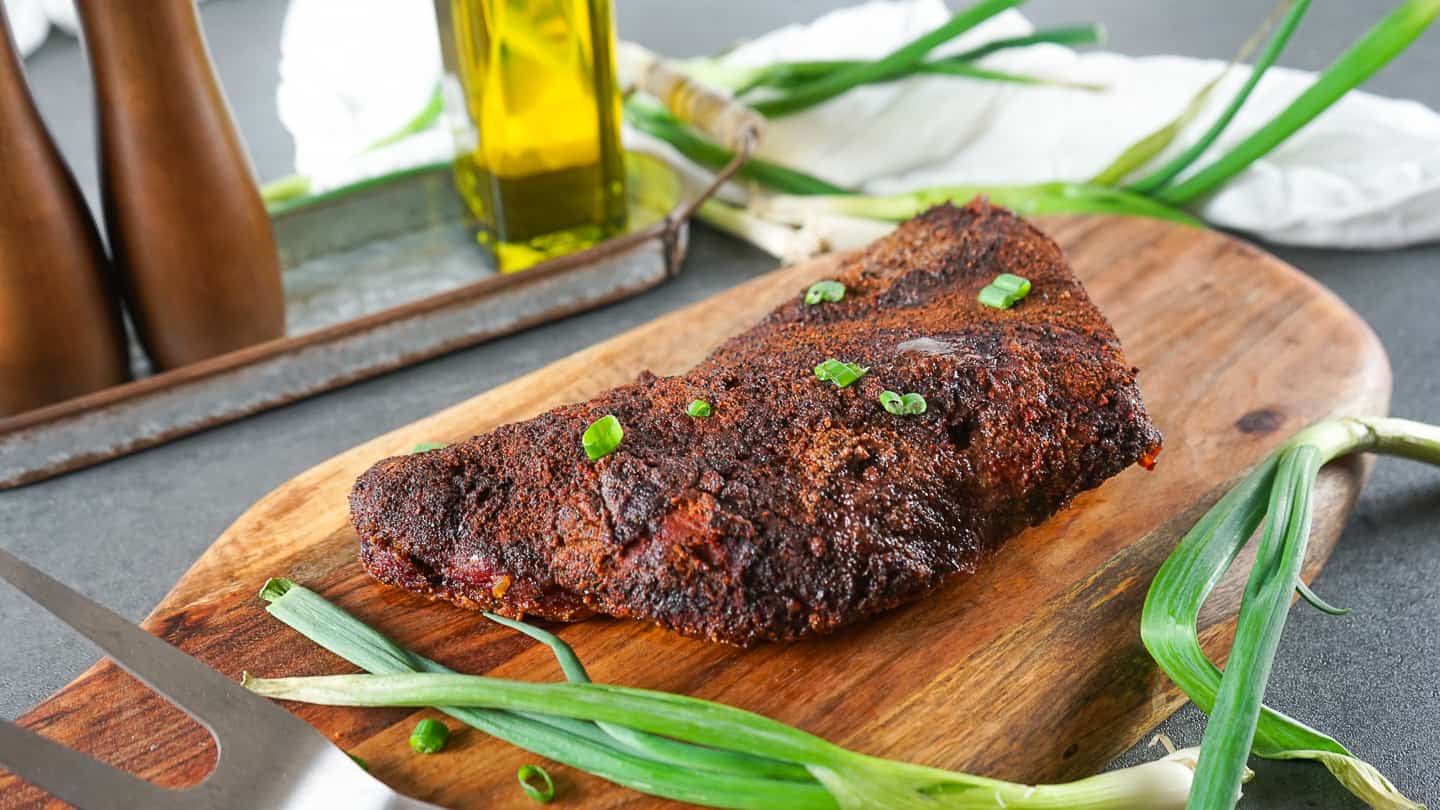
6 214 1392 809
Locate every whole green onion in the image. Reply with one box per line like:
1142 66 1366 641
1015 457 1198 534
1142 417 1438 809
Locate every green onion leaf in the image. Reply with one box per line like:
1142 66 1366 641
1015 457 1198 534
257 581 836 808
1127 0 1311 194
482 611 816 782
409 717 450 754
518 764 556 803
948 23 1107 63
623 99 849 196
1143 416 1440 810
1159 0 1440 205
1090 0 1296 188
257 579 1222 809
582 415 624 461
719 25 1106 96
1295 580 1352 615
750 0 1023 117
686 400 712 418
804 280 846 305
814 359 868 388
411 442 449 454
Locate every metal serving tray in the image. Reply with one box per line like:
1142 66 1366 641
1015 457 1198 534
0 151 722 489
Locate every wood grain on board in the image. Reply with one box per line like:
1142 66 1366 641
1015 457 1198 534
1 215 1390 809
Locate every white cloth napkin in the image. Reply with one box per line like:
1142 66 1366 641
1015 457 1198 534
4 0 78 56
273 0 1440 249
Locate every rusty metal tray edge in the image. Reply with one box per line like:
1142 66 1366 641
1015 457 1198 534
0 160 709 490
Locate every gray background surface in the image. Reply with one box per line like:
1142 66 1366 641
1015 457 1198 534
3 1 1437 807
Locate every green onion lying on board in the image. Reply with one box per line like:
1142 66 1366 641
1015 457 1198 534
252 579 1213 809
1143 416 1438 809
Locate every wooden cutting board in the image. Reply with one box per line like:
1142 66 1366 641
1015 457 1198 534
2 215 1390 810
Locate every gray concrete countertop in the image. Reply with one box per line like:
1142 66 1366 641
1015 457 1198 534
2 1 1436 807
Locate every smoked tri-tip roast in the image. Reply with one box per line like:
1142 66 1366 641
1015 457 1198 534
350 201 1163 646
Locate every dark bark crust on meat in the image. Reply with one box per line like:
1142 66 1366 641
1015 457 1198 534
351 201 1163 646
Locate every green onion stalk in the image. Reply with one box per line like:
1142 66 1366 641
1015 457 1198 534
1090 0 1304 189
682 25 1106 97
743 0 1024 118
1143 417 1439 810
752 182 1203 228
252 578 1214 810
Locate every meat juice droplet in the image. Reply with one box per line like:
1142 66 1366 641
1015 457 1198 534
1138 444 1162 471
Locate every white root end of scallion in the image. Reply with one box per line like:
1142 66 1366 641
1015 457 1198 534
696 199 824 263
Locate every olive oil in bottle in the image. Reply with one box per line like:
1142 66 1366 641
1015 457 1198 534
439 0 627 272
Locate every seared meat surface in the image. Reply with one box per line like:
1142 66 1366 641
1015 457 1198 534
351 201 1162 645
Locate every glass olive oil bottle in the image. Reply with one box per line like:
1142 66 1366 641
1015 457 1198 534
439 0 626 272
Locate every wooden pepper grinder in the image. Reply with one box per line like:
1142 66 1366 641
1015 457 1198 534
76 0 285 371
0 7 130 417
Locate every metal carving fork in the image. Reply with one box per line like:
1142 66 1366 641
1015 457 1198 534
0 548 443 809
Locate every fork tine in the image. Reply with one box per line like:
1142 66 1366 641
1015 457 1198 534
0 547 269 727
0 718 178 809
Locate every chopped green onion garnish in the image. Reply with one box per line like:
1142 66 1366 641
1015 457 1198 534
979 274 1032 310
582 415 623 461
686 399 712 418
348 753 369 771
990 273 1031 297
517 764 555 803
977 285 1016 309
411 442 448 453
804 280 846 305
880 391 928 415
814 359 868 388
409 717 449 753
